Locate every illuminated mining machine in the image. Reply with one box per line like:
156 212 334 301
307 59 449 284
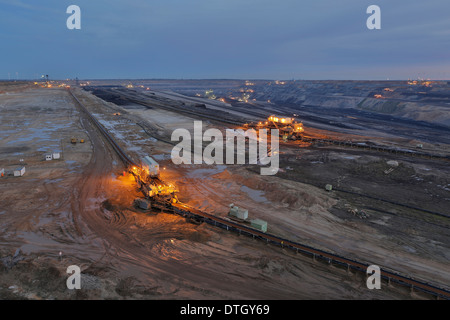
130 156 178 207
244 115 305 141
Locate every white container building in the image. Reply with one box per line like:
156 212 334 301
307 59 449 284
14 167 25 177
141 156 159 177
229 204 248 220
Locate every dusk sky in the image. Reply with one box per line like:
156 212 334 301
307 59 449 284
1 0 449 80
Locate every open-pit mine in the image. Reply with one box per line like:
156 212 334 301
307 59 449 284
1 79 449 300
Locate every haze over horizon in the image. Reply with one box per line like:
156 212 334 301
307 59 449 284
1 0 449 80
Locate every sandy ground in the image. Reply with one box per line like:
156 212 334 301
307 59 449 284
0 85 445 300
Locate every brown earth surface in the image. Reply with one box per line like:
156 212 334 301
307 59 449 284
0 84 448 299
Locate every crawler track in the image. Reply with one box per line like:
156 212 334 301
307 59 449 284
68 88 450 300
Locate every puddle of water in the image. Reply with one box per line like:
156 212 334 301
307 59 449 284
403 246 417 254
240 185 270 203
186 165 227 179
126 146 142 152
18 231 62 254
37 145 60 152
44 178 63 183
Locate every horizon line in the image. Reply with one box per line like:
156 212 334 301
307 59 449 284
1 78 448 82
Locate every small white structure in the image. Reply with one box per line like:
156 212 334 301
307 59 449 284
229 204 249 220
52 152 61 160
14 167 25 177
141 156 159 177
45 154 53 161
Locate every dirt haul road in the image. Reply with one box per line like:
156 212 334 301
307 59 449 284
0 86 420 299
